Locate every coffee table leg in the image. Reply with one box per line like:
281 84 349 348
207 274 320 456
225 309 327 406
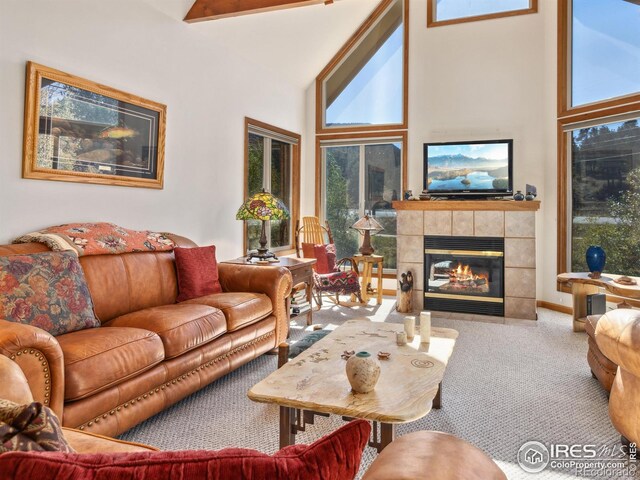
369 421 395 453
433 381 442 409
380 423 395 452
279 406 296 449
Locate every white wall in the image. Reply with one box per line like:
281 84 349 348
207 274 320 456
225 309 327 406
0 0 305 261
303 0 565 304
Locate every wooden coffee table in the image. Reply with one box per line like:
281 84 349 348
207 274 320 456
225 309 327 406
248 319 458 452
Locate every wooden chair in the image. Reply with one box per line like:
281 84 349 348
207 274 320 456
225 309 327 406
295 216 363 308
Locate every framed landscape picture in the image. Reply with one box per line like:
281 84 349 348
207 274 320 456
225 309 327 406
22 62 166 189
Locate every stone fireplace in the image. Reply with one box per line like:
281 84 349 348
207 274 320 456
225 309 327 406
393 200 539 320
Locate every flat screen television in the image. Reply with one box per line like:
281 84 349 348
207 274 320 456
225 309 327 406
423 139 513 198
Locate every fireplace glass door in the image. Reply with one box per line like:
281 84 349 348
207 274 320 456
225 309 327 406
424 236 504 316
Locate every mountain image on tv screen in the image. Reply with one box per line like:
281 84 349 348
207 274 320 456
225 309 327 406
427 142 510 191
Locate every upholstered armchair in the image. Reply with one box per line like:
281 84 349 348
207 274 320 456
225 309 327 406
593 308 640 444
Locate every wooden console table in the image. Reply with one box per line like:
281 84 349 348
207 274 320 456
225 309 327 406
557 272 640 332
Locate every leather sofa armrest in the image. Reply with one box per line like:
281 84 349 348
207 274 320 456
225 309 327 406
217 264 293 344
0 319 65 418
595 308 640 378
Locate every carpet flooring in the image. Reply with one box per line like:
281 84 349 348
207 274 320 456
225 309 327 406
119 300 638 479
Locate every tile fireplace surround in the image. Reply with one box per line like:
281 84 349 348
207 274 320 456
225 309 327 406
392 200 541 320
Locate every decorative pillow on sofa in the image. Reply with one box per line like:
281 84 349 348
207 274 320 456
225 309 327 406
0 420 370 480
174 246 222 302
0 399 75 454
313 244 337 274
0 251 99 336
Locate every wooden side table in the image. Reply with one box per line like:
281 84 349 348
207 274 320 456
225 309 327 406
557 272 640 332
223 256 316 326
352 254 384 305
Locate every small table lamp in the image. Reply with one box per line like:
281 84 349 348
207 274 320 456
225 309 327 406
236 189 290 261
352 214 383 255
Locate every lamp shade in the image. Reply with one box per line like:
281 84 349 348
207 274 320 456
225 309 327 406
351 215 383 233
236 190 290 221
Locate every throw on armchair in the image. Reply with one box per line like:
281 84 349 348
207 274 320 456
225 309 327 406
295 217 362 308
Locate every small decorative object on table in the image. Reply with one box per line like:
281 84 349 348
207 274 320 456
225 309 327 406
586 245 606 279
420 311 431 344
377 351 391 360
341 350 356 360
404 316 416 341
396 331 407 345
403 190 413 201
615 276 638 286
397 271 414 313
345 351 381 394
513 191 525 201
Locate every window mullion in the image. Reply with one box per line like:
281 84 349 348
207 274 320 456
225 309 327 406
359 144 366 216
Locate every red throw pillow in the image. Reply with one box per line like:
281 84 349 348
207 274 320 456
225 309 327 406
313 244 337 274
174 246 222 302
0 420 371 480
301 242 315 259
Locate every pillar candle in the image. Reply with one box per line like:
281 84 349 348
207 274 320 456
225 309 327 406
396 331 407 345
420 311 431 343
404 316 415 341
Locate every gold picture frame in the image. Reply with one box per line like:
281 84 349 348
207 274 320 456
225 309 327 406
22 62 166 189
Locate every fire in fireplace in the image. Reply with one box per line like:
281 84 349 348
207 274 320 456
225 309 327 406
424 236 504 316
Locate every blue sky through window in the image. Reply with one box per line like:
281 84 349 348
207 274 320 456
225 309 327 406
325 25 403 126
572 0 640 107
435 0 530 22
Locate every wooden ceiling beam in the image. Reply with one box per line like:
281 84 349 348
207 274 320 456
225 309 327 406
184 0 334 23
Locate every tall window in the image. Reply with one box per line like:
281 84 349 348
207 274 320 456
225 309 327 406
244 118 300 254
558 1 640 279
427 0 537 27
315 0 408 273
321 136 404 270
316 0 408 134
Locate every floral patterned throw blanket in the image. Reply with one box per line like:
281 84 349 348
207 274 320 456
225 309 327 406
13 223 176 256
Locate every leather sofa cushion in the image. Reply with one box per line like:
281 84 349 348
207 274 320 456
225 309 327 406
182 292 272 332
57 328 164 402
106 304 226 359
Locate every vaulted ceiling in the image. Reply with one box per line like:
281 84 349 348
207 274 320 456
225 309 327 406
144 0 380 89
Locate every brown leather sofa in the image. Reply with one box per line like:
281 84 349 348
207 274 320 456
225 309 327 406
0 355 506 480
592 308 640 444
0 236 292 437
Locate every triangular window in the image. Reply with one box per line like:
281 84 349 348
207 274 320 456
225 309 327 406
319 0 406 131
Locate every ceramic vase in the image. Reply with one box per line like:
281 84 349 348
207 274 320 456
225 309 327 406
586 246 606 279
513 191 525 201
346 352 381 394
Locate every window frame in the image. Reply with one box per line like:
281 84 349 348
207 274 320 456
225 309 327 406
556 0 640 292
243 117 300 256
315 0 409 135
315 131 407 274
427 0 537 28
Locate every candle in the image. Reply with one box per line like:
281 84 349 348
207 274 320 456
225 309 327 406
404 316 415 341
420 311 431 343
396 331 407 345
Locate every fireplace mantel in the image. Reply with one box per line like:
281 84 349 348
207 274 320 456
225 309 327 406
392 199 541 211
395 199 539 320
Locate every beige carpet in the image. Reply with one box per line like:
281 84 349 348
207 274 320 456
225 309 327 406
120 300 637 479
